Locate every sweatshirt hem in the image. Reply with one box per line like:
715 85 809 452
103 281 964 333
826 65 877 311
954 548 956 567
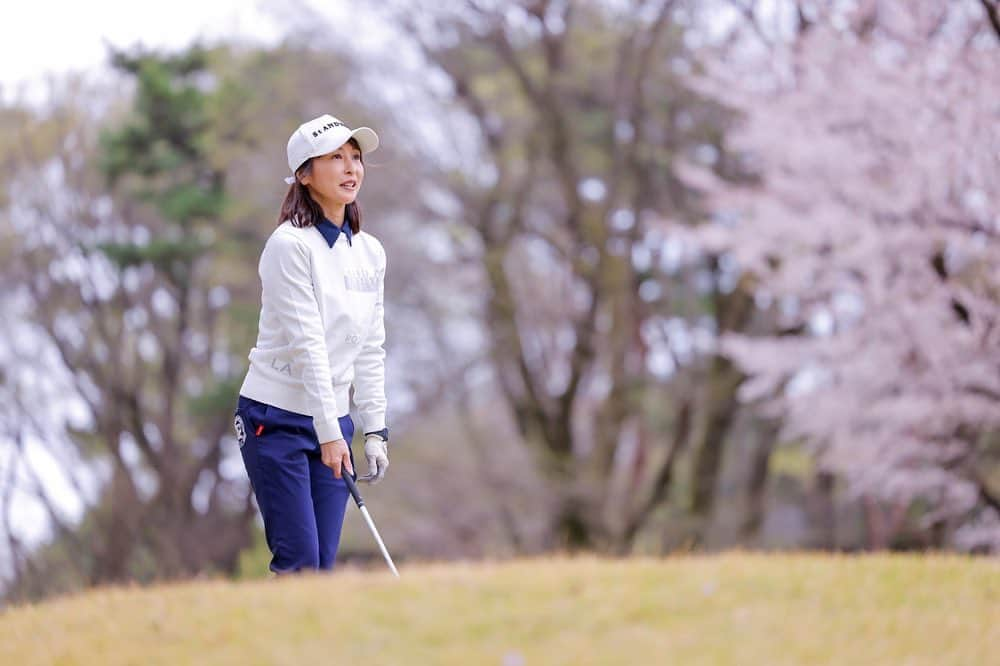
240 364 351 437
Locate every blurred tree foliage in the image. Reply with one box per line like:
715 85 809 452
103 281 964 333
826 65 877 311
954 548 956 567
1 45 257 600
386 0 756 552
0 38 416 601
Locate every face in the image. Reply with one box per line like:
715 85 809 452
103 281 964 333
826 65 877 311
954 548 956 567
300 138 364 205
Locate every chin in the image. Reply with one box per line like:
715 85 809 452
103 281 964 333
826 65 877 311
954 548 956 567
327 192 358 205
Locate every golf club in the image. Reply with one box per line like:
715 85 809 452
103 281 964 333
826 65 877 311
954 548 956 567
343 469 400 578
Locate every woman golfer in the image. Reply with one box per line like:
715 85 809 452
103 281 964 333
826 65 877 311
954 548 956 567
233 113 389 574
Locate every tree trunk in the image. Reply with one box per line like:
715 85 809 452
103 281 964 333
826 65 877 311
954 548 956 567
810 470 837 550
689 354 745 545
739 416 781 543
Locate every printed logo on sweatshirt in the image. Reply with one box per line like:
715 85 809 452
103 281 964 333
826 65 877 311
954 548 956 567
344 268 379 293
270 357 293 376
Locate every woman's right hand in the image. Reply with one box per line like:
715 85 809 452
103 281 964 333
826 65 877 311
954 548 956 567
320 439 353 478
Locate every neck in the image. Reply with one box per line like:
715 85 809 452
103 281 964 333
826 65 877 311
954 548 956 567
310 190 347 225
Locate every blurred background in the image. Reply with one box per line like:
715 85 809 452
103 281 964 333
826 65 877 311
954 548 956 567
1 0 997 604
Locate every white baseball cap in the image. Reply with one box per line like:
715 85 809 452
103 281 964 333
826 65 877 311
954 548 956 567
284 114 379 184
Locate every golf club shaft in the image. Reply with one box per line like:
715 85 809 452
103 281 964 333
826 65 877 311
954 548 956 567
343 470 400 577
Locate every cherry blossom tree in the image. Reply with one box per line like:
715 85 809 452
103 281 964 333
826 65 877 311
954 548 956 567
678 0 1000 550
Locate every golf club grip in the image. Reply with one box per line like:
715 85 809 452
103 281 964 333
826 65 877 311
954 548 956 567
342 469 365 507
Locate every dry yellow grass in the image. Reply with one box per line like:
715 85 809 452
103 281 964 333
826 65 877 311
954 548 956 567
1 552 997 665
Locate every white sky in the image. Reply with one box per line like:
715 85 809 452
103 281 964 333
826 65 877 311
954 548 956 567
0 1 296 102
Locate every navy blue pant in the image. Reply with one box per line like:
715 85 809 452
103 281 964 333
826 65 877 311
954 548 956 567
234 395 355 574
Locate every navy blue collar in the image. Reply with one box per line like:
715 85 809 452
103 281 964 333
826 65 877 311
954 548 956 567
315 217 353 247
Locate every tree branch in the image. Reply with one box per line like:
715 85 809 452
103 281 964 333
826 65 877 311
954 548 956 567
723 0 773 46
622 397 693 544
980 0 1000 41
485 15 583 219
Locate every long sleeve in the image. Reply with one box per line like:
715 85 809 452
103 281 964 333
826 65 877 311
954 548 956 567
352 245 387 434
259 232 344 442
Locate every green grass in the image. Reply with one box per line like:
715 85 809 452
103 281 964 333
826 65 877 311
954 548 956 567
1 552 997 665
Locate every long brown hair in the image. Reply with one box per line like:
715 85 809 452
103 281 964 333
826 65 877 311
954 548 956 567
278 137 363 233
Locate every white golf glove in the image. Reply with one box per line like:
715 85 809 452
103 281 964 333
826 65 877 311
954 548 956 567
358 433 389 484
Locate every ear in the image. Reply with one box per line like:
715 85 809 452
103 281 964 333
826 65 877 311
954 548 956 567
299 173 311 187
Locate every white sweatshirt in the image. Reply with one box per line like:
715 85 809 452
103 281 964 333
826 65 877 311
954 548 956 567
239 219 387 443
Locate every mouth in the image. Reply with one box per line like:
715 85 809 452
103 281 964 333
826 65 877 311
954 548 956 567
340 180 358 191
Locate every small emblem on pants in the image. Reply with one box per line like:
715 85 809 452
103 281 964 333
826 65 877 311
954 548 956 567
234 414 247 447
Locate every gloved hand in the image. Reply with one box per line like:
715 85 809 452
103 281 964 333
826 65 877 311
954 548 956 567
358 433 388 484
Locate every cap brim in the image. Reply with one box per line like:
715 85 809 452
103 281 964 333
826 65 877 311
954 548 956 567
349 127 379 154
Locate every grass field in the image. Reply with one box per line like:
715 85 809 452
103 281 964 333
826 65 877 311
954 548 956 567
1 552 997 665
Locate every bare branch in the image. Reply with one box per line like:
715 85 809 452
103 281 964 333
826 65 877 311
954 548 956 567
8 431 88 581
484 16 582 217
1 444 23 588
622 397 693 544
981 0 1000 41
723 0 773 46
